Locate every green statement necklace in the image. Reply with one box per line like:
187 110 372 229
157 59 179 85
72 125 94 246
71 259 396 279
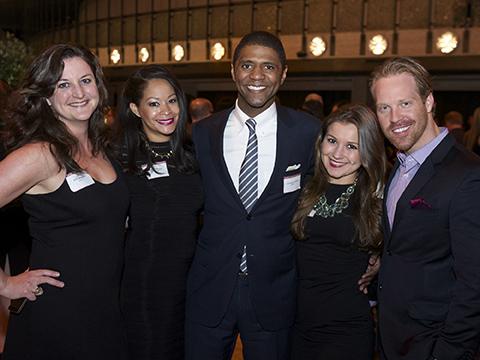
312 178 358 218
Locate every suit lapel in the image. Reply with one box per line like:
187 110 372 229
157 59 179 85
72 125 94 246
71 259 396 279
390 134 456 234
209 108 246 210
251 105 298 211
209 104 300 213
383 161 399 242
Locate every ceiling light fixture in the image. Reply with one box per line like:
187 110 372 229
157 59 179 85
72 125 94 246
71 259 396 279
436 32 458 54
368 35 388 55
211 42 226 60
110 49 121 64
172 45 184 62
139 47 150 62
310 36 326 56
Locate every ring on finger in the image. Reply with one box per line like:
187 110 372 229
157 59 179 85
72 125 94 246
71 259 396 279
34 286 43 296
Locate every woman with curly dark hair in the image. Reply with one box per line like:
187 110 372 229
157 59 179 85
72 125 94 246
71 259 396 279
291 104 386 360
111 64 203 359
0 44 129 359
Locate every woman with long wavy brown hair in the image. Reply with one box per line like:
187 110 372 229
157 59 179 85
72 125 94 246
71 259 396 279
291 104 386 360
0 44 129 359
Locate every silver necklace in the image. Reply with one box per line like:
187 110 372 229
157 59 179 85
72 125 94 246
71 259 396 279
313 178 358 218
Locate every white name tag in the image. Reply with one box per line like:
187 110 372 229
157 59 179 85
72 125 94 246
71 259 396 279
283 173 301 194
144 161 170 180
66 171 95 192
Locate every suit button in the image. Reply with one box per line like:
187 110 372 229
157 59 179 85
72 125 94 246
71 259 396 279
379 285 383 291
237 253 242 259
246 214 252 220
386 250 392 256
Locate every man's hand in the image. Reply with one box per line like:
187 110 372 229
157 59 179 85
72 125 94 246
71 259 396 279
358 254 380 294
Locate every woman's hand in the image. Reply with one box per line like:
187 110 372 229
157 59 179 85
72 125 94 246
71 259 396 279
0 269 64 301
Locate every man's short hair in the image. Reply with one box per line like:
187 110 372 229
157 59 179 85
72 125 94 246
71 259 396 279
189 98 213 121
444 110 463 126
305 93 323 105
369 57 432 103
232 31 287 71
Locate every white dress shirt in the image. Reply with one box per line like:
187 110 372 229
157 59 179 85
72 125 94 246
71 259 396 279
223 100 277 198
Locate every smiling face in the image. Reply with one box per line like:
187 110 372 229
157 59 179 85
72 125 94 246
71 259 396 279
375 73 437 155
130 78 179 143
47 57 99 126
321 121 361 185
231 45 287 118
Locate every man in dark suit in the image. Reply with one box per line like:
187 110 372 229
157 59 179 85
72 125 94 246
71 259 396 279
185 31 322 360
370 57 480 360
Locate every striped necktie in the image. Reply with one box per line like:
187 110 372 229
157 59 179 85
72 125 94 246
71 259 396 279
239 118 258 213
238 118 257 275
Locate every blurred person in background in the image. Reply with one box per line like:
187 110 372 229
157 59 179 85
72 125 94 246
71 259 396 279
463 107 480 156
189 97 214 124
444 110 464 144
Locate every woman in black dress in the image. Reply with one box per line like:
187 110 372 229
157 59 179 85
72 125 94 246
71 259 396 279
111 65 203 360
291 104 386 359
464 107 480 156
0 44 129 359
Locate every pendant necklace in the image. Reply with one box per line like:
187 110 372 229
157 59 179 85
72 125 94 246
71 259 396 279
145 141 173 159
313 178 358 218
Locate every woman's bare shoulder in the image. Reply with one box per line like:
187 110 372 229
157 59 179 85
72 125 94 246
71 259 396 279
0 142 64 202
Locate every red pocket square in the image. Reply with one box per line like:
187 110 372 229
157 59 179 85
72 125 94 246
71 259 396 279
411 198 432 209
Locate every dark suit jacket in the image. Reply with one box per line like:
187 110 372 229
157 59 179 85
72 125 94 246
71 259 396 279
378 133 480 360
186 105 321 331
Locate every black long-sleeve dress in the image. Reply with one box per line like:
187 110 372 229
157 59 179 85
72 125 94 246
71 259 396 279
291 183 374 360
120 141 204 360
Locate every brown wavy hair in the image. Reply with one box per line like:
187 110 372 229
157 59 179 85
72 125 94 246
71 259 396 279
291 104 386 254
3 43 109 172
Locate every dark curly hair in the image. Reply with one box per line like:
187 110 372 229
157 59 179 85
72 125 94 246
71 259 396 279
3 43 109 172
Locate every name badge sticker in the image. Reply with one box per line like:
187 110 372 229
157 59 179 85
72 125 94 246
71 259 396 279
283 173 301 194
144 161 170 180
66 171 95 192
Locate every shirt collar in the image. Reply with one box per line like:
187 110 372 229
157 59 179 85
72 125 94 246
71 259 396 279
397 127 449 171
231 100 277 135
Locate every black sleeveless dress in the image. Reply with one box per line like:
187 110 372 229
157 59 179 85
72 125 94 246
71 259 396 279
291 184 374 360
3 162 129 360
120 142 204 360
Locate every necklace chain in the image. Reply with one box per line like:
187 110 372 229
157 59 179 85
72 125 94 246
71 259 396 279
145 141 173 159
313 178 358 218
